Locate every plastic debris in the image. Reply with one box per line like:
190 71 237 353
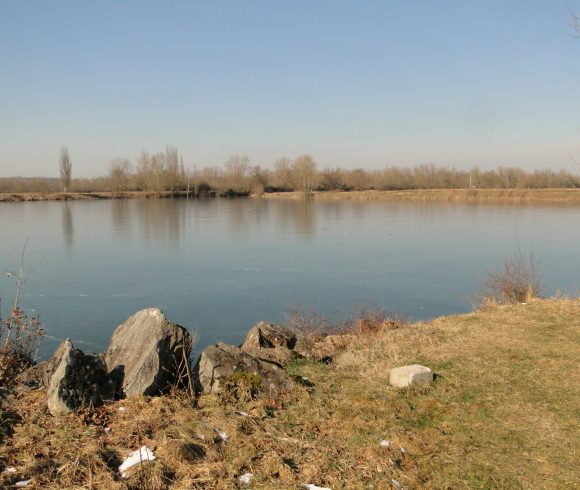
4 467 17 474
236 410 249 417
300 485 332 490
14 480 32 488
104 427 111 434
118 446 156 478
390 479 402 489
379 439 391 448
239 472 254 485
214 428 229 442
399 445 406 454
118 406 126 412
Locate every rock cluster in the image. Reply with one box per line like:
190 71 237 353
38 313 342 416
36 312 387 416
43 308 193 416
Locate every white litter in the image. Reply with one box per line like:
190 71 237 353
379 439 391 448
236 410 249 417
14 480 32 488
399 445 406 454
118 406 126 412
301 376 310 381
300 485 332 490
214 428 229 442
104 427 111 434
118 446 156 478
239 472 254 485
4 467 17 474
390 479 402 489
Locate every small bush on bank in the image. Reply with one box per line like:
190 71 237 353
481 250 541 304
0 246 44 388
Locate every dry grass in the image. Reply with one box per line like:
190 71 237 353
1 298 578 488
261 188 580 204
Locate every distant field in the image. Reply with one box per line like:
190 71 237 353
262 188 580 203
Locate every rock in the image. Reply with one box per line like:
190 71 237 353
105 308 193 397
194 342 293 397
240 321 298 365
47 339 114 416
389 364 433 388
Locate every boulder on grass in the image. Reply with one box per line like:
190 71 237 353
389 364 433 388
194 342 293 397
47 339 114 416
105 308 193 398
240 321 298 365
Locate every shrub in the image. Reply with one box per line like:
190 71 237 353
481 250 541 304
0 244 44 387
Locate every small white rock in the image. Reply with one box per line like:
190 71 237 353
390 479 402 489
300 485 332 490
239 472 254 485
118 406 126 412
379 439 391 448
14 480 32 488
236 410 249 417
389 364 433 388
399 445 406 454
4 467 17 474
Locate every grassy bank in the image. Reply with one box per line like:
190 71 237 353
261 188 580 203
1 298 579 488
3 188 580 204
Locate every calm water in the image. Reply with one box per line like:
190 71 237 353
0 198 578 359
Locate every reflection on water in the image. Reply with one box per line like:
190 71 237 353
0 197 579 359
61 203 74 250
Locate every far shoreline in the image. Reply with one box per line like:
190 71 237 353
2 188 580 203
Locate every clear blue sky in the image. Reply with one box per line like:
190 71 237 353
1 1 579 177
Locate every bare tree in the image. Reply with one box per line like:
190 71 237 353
292 154 318 195
224 154 251 192
271 157 294 190
59 147 72 192
108 158 132 192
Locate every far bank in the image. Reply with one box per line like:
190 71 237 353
259 188 580 204
3 188 580 204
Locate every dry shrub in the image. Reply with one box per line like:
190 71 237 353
284 306 331 352
1 244 44 387
345 306 406 336
481 250 541 304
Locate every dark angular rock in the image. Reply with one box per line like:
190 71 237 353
47 339 114 416
104 308 192 397
194 342 293 398
240 321 298 365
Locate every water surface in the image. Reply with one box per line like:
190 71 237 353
0 198 578 358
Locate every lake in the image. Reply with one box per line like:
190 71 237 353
0 197 578 359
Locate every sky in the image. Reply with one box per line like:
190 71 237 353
1 1 579 178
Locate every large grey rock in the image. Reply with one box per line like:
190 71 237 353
105 308 193 397
240 321 298 365
194 342 293 397
389 364 433 388
47 339 114 416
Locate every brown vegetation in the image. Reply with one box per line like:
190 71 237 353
1 299 578 488
2 152 579 198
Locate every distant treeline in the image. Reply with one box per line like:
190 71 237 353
1 147 579 194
